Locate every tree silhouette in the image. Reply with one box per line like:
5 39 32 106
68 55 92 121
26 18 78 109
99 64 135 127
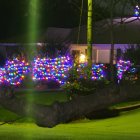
124 45 140 65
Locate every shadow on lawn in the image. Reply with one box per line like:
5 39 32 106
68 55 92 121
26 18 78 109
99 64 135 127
86 104 140 120
86 109 120 119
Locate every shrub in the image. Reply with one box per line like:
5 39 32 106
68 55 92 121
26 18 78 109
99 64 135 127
63 65 109 97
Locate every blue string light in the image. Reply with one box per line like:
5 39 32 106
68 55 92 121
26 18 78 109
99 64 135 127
134 5 140 17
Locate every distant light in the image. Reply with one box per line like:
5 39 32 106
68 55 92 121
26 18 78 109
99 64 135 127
37 42 43 46
136 5 139 9
79 53 86 63
135 11 139 16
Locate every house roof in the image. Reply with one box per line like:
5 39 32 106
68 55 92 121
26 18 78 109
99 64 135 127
1 17 140 44
41 17 140 44
40 27 73 44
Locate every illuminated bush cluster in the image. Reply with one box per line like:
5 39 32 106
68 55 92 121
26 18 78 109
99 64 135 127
0 57 131 87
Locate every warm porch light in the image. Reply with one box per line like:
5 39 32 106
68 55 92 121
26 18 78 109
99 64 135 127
79 53 86 63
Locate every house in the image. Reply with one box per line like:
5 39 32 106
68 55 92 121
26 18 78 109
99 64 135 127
1 17 140 64
40 17 140 63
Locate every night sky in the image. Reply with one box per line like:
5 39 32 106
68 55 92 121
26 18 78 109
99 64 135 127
0 0 86 40
0 0 136 41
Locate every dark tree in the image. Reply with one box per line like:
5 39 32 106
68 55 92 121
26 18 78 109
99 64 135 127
123 45 140 65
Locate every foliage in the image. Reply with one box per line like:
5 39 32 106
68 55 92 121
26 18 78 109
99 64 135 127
64 79 109 97
122 69 140 85
123 45 140 65
63 65 109 97
67 65 92 82
120 45 140 83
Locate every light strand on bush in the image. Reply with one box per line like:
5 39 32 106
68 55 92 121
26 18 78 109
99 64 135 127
5 57 30 86
32 56 72 84
78 63 106 80
134 5 140 17
91 64 106 80
0 68 6 84
117 60 131 81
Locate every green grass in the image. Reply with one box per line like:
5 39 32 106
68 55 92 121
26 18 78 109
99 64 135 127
0 91 140 139
0 109 140 140
112 101 140 109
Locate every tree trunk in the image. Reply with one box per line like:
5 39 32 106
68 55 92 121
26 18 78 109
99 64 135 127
87 0 93 67
0 82 140 128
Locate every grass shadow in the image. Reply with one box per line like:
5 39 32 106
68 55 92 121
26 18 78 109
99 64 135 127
86 109 120 120
86 103 140 120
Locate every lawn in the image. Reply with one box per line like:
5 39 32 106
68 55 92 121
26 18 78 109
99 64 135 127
0 109 140 140
0 90 140 140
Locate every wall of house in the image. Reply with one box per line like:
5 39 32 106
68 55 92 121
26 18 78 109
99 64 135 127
97 49 110 63
70 44 117 64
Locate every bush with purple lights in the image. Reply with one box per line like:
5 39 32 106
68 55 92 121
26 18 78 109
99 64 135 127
77 63 106 80
32 56 73 84
117 60 131 81
0 58 30 86
91 64 106 80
